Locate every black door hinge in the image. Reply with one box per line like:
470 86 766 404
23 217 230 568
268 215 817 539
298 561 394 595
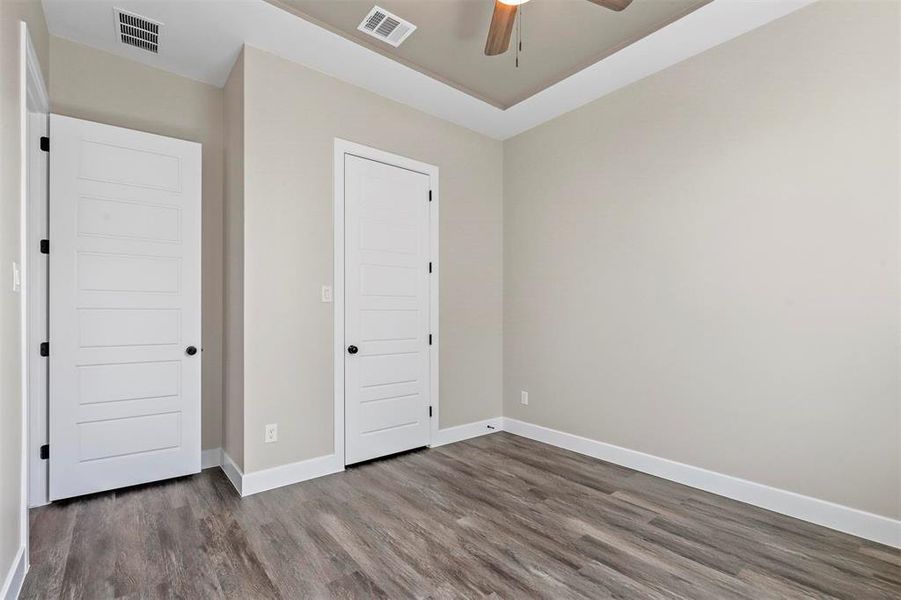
428 262 432 273
40 239 49 254
429 334 432 345
39 444 49 460
40 136 49 152
428 190 432 202
40 342 49 357
429 406 432 418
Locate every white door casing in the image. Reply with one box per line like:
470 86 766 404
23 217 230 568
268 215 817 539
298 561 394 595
343 153 432 465
49 115 202 500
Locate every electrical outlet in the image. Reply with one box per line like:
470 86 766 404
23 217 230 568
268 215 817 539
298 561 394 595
265 423 278 443
521 390 529 405
321 285 333 303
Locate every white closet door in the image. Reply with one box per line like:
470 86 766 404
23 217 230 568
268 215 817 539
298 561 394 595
344 154 431 465
49 115 202 500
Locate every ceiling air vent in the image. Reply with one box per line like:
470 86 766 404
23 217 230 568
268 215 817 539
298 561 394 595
357 5 416 48
114 8 162 54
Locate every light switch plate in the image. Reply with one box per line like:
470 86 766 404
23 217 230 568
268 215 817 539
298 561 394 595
321 285 333 303
11 262 20 293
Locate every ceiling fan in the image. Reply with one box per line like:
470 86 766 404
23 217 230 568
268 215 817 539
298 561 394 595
485 0 634 56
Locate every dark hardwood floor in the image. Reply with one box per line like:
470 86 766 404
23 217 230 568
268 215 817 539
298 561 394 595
21 432 900 599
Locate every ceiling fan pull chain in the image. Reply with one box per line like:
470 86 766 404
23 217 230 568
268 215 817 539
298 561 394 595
516 5 522 68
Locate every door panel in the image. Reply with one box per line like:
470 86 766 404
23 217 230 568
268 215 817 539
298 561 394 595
49 115 201 500
345 154 431 465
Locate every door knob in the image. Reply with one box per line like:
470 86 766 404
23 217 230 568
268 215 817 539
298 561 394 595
186 346 198 356
347 345 358 355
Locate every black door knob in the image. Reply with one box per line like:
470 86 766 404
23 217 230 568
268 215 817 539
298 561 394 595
186 346 198 356
347 345 358 355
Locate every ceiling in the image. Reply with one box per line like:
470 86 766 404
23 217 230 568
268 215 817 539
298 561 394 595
271 0 711 109
41 0 817 139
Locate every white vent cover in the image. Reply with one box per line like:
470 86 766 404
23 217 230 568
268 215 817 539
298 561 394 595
113 8 162 54
357 5 416 47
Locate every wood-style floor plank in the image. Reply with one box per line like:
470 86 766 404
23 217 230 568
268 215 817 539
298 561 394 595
20 432 899 599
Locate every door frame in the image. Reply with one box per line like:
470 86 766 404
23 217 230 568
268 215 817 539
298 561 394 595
24 29 49 510
19 19 49 591
333 139 439 468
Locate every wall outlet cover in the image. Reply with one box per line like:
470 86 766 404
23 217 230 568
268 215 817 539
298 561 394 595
265 423 278 443
521 391 529 405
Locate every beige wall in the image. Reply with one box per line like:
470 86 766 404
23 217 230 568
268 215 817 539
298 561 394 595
0 0 48 583
49 37 225 451
503 0 900 519
238 46 503 472
223 50 245 469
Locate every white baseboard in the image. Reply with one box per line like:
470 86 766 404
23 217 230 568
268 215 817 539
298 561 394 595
502 418 901 549
431 417 503 447
220 451 344 497
201 447 222 470
242 454 343 496
1 545 27 600
220 450 244 496
215 417 506 497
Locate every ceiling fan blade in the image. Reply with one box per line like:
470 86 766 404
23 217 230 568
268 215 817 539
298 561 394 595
586 0 634 11
484 1 518 56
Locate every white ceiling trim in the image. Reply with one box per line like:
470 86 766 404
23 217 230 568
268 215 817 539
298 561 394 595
501 0 818 138
43 0 817 140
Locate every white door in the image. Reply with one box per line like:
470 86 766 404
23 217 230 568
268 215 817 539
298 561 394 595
344 154 431 465
49 115 201 500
